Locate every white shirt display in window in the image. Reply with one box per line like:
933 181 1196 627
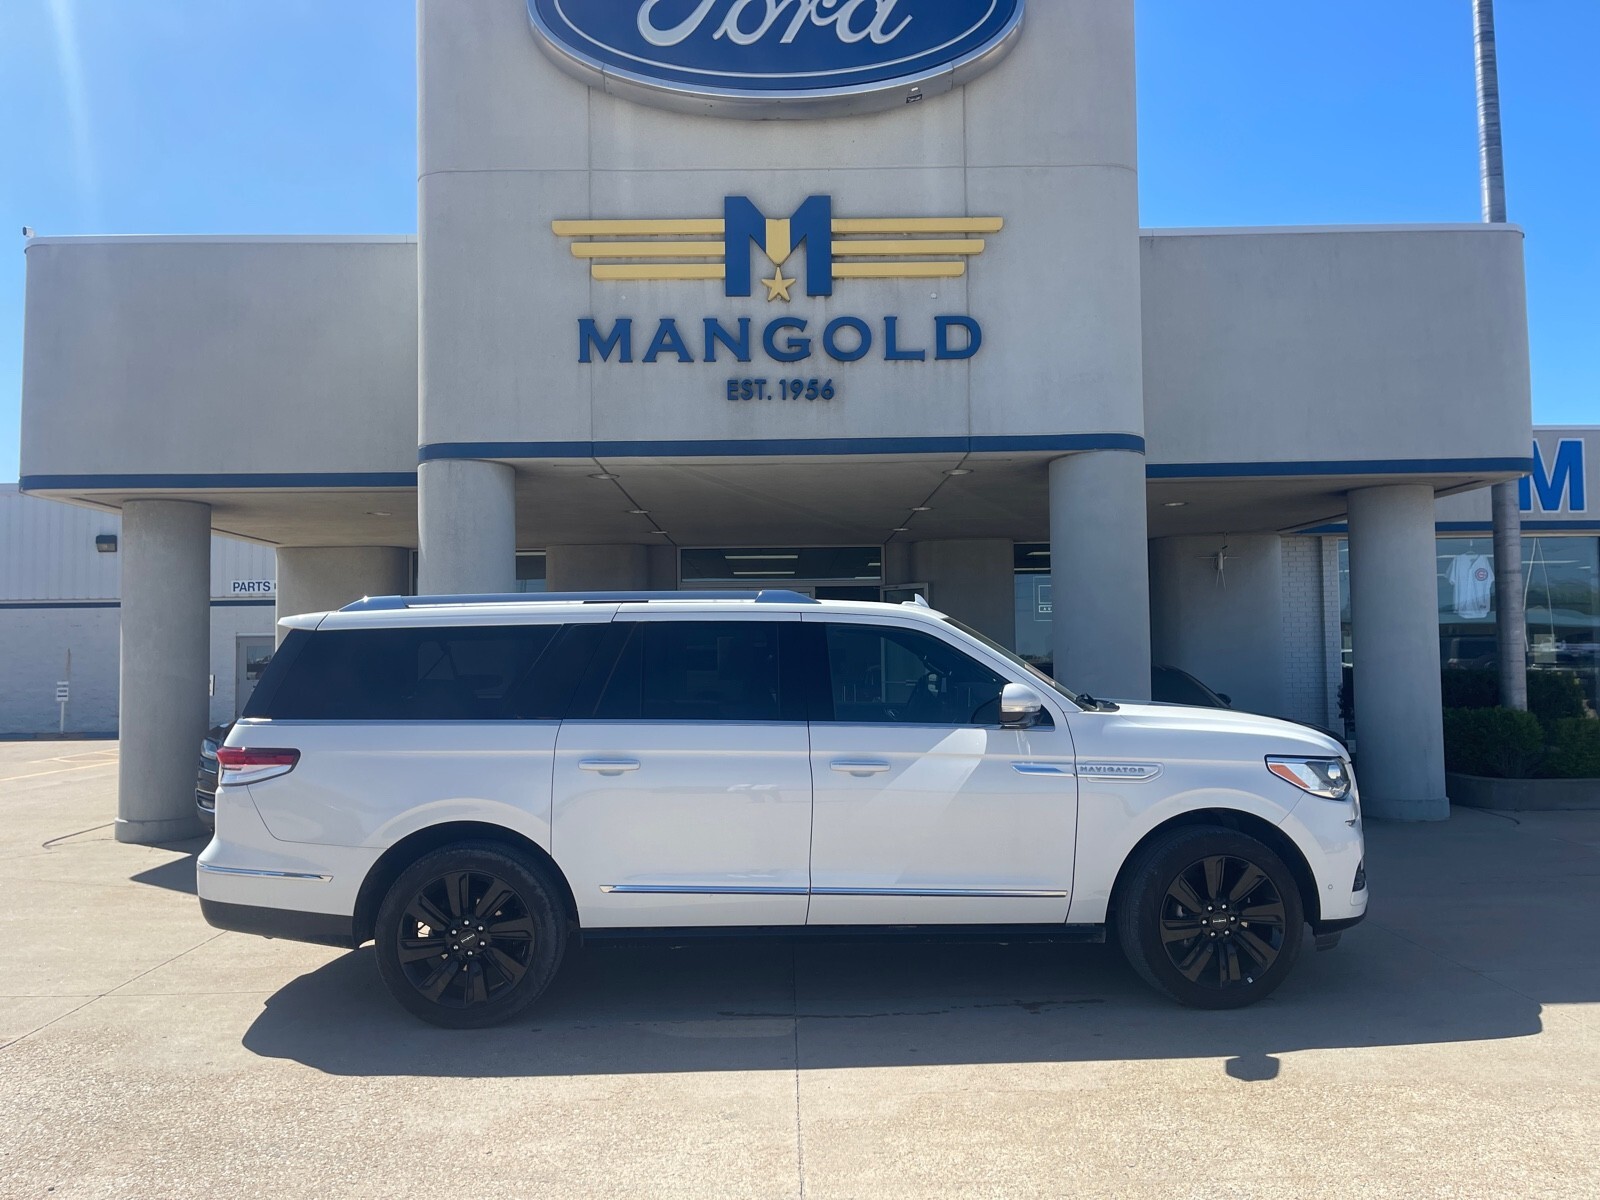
1447 553 1495 620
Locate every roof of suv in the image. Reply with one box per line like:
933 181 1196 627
289 591 947 631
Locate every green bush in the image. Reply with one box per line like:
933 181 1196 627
1440 667 1589 724
1442 707 1547 779
1545 718 1600 779
1441 668 1499 710
1528 671 1589 728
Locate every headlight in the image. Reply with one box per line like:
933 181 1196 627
201 741 219 762
1266 756 1352 801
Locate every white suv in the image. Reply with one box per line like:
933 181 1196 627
199 591 1366 1027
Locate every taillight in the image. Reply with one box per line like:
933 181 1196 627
216 746 300 786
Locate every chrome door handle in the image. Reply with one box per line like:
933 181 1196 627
578 759 642 775
1012 763 1072 776
831 759 891 776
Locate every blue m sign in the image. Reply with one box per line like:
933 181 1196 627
1519 439 1586 514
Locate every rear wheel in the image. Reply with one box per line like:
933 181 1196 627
1115 826 1304 1009
374 841 567 1028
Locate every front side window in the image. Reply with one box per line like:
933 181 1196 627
823 623 1006 726
590 621 786 723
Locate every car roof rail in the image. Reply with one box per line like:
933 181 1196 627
340 590 822 612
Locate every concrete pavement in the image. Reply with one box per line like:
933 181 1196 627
1 740 1597 1198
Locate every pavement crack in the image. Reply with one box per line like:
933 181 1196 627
41 822 115 849
0 931 224 1054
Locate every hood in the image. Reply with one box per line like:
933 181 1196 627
1104 701 1348 758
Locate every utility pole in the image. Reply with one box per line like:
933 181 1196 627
1474 0 1529 711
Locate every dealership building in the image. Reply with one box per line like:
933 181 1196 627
14 0 1581 839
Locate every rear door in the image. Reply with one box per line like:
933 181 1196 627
551 616 813 929
804 617 1078 926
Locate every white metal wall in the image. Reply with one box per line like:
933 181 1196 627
1 486 278 736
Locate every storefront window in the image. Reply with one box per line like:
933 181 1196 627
1338 535 1600 712
680 547 882 584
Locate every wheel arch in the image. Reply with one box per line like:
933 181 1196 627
1106 808 1322 925
353 822 580 945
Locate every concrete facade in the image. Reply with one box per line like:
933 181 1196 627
275 548 412 642
12 1 1545 822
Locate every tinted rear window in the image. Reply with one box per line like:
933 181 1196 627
247 623 603 721
583 621 790 723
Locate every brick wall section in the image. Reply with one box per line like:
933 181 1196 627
1322 538 1346 730
1279 536 1333 727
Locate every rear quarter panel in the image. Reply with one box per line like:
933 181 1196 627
232 720 559 851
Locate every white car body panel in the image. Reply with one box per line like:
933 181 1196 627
198 596 1366 951
552 719 813 928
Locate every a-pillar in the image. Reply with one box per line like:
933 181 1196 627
545 545 650 592
1347 484 1448 820
276 547 414 639
117 499 211 844
418 459 516 595
1049 452 1152 700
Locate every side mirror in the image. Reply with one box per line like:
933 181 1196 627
999 683 1047 729
1217 693 1233 707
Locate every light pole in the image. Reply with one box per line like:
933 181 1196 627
1474 0 1529 712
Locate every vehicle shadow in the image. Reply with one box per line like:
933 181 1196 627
129 839 207 895
240 917 1551 1078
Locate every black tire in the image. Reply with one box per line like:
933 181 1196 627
374 841 568 1029
1114 825 1304 1010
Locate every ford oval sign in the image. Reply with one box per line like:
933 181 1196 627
528 0 1027 119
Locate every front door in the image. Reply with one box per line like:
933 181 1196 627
804 616 1078 926
552 617 813 929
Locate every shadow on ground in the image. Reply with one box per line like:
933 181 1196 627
129 840 207 895
241 811 1600 1078
239 924 1552 1079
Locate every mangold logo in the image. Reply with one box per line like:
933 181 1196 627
553 195 1003 302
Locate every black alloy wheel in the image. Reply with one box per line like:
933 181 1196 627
1116 826 1304 1009
1159 855 1287 988
375 842 567 1028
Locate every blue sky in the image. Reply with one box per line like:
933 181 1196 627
1 0 1594 480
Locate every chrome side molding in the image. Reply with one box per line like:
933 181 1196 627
198 863 332 882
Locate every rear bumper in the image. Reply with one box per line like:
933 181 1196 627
199 897 357 949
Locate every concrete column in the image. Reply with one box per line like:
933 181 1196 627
276 547 413 641
545 545 650 592
646 544 679 591
117 500 211 844
880 542 914 589
1347 484 1448 821
1149 534 1285 715
909 539 1016 648
1049 452 1152 700
417 459 516 594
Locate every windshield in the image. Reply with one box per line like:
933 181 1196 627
940 616 1082 706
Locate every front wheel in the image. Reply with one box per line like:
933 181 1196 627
374 841 567 1028
1115 826 1304 1009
